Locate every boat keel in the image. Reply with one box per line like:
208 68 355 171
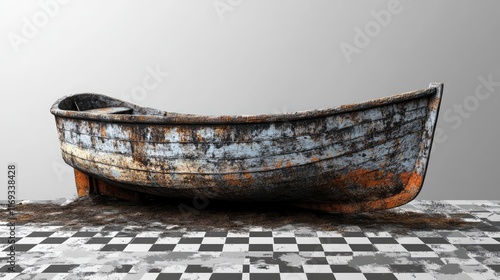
74 169 92 197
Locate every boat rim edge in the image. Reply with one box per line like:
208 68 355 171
50 85 440 125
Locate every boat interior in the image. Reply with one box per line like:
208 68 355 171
57 93 167 116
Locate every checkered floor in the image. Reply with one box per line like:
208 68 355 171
1 200 499 279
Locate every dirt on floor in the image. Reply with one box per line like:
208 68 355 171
1 195 478 232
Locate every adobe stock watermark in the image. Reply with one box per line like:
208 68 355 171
213 0 244 21
434 73 499 144
7 0 70 53
52 160 72 183
121 65 169 103
6 164 17 272
340 0 404 63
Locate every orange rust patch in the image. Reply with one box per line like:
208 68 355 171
176 127 192 142
136 115 147 122
100 125 106 138
74 169 90 197
214 127 226 139
429 97 440 110
223 173 241 187
196 132 203 142
223 172 255 188
296 171 423 213
329 169 401 189
311 157 320 163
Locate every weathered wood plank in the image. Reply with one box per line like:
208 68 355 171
56 98 429 143
61 129 421 189
58 107 427 161
60 119 424 175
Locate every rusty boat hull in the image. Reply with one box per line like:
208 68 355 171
50 83 444 213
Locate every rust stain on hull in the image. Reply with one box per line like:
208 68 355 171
74 169 91 197
294 171 423 213
51 83 444 213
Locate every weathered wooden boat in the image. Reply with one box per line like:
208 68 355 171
50 83 444 213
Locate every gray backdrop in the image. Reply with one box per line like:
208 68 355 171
1 0 499 201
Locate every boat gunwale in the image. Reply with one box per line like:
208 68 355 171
50 87 436 125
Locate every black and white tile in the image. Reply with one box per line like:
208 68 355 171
1 200 499 279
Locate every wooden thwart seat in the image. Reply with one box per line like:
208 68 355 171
83 107 133 114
